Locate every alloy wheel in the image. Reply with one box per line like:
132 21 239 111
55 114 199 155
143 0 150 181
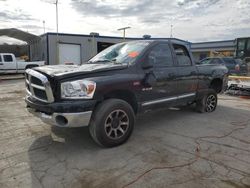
206 94 216 112
104 110 129 139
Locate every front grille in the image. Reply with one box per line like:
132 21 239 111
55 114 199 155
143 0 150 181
25 69 54 103
31 76 43 86
33 88 48 100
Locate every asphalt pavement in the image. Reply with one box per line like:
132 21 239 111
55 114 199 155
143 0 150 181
0 79 250 188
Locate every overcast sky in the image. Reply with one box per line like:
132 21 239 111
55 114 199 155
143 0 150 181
0 0 249 44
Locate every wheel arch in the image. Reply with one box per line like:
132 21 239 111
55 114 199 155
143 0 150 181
210 78 223 93
99 89 138 114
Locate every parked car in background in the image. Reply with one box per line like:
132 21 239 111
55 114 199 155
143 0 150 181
25 39 228 147
0 53 45 74
199 57 248 75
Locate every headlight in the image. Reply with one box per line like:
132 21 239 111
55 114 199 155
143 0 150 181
61 80 96 99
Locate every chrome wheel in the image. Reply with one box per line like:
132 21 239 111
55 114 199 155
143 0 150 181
206 94 216 112
104 110 129 140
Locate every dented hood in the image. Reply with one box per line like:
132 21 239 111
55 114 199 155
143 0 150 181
33 63 127 77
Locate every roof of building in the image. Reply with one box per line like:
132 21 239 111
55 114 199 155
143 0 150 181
191 40 235 50
0 28 236 51
0 28 40 43
43 32 190 44
43 32 236 51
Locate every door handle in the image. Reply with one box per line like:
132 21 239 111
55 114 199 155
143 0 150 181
0 63 3 65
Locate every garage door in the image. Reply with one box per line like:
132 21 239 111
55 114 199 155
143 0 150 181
59 43 81 65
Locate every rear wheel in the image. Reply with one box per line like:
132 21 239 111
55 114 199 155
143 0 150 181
89 99 135 147
196 91 217 113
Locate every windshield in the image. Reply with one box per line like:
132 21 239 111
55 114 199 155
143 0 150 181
88 41 151 65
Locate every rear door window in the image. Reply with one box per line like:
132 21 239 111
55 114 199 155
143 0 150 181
3 55 13 62
173 44 192 66
0 55 2 62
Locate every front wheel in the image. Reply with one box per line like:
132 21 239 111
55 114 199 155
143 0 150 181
89 99 135 147
196 91 217 113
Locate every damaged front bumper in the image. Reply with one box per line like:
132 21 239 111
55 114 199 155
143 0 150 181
25 96 96 127
27 107 92 127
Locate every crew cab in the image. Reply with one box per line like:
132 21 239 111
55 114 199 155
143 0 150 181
0 53 45 74
25 39 228 147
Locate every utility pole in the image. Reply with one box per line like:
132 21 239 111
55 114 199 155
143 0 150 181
43 20 45 34
117 27 131 41
55 0 58 35
170 24 173 38
55 0 59 64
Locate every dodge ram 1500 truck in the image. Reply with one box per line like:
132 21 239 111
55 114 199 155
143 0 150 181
25 39 228 147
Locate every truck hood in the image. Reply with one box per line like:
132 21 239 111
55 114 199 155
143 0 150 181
34 63 127 77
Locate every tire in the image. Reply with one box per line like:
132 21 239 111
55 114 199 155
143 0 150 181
195 90 217 113
89 99 135 147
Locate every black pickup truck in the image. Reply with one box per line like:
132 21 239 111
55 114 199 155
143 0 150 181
25 39 228 147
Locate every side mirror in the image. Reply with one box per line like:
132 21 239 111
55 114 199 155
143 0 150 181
142 56 155 69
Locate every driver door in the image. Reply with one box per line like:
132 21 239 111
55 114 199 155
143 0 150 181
141 42 178 109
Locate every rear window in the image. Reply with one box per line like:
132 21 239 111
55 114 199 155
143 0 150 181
3 55 13 62
173 44 192 66
222 58 236 65
0 55 2 62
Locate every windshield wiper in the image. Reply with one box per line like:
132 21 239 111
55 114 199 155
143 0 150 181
111 58 123 64
88 59 113 64
90 59 112 63
88 58 124 65
95 58 121 64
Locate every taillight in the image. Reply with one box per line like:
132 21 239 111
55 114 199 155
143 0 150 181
235 64 240 71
